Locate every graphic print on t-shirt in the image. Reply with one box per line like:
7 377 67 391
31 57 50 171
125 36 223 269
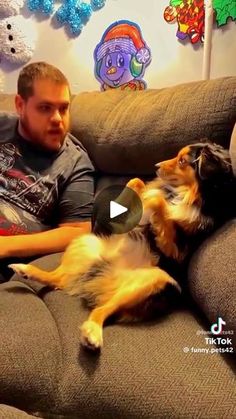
0 142 58 234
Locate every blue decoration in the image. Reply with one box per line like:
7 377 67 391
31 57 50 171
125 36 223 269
26 0 107 36
27 0 54 15
78 2 92 24
56 0 83 35
56 0 76 24
56 0 96 35
91 0 106 11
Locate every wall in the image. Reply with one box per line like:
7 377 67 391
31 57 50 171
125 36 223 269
1 0 236 93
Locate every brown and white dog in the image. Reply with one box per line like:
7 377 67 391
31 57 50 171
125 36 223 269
9 141 235 351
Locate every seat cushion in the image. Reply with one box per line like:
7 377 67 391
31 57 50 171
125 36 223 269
0 254 235 417
0 280 61 415
188 219 236 347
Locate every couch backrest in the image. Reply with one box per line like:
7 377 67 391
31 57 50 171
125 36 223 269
0 94 15 112
70 77 236 176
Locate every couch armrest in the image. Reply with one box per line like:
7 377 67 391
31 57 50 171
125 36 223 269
188 220 236 348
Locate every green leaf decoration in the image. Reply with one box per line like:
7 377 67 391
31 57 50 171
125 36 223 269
228 3 236 20
213 0 236 26
170 0 183 7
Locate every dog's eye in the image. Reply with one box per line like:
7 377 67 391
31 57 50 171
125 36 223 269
178 157 187 167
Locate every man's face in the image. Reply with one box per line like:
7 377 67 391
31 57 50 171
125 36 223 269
15 79 70 152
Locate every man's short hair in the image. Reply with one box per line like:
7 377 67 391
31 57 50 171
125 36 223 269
17 61 70 100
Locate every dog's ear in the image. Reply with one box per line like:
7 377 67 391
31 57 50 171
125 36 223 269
197 144 232 180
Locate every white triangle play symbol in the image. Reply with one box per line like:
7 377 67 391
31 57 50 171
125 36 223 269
110 200 128 219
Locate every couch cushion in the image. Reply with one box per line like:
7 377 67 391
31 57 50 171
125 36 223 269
0 279 61 415
188 219 236 347
70 77 236 175
0 254 235 418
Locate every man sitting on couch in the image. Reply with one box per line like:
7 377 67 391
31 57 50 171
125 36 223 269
0 61 94 282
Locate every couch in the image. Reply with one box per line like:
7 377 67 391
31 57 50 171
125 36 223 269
0 77 235 418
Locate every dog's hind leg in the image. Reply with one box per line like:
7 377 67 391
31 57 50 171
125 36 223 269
8 233 104 289
80 267 181 351
8 263 67 288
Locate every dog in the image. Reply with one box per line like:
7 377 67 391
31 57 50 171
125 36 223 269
9 141 235 351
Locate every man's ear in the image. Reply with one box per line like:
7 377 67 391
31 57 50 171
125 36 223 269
15 94 25 116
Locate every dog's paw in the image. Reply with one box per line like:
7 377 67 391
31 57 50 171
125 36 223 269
126 178 145 194
8 263 30 279
80 320 103 351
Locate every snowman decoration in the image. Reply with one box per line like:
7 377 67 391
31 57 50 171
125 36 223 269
0 0 36 66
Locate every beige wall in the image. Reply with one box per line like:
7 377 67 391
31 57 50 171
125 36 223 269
1 0 236 93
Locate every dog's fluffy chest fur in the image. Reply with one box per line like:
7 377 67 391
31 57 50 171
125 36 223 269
104 229 159 269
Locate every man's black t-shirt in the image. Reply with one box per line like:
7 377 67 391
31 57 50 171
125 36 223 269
0 112 94 235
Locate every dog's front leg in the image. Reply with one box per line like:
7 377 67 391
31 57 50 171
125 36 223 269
144 196 184 261
113 178 146 217
126 177 145 196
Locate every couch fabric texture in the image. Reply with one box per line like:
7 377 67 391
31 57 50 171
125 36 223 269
2 260 236 418
70 77 236 175
0 77 235 418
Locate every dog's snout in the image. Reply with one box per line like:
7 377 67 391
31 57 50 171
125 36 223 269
155 158 178 179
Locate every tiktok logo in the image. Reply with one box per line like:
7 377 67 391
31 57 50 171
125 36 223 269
210 317 226 335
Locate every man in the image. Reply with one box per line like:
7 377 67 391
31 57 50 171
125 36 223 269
0 61 94 281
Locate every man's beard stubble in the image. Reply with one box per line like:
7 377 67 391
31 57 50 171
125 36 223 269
19 114 66 153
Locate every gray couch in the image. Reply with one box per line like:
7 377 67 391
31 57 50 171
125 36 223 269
0 77 236 418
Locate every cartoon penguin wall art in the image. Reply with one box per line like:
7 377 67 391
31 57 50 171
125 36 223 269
94 20 152 91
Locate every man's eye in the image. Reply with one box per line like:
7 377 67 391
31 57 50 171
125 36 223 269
39 105 51 112
60 106 69 114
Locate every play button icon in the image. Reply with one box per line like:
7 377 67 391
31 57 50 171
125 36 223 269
110 201 128 219
92 185 143 235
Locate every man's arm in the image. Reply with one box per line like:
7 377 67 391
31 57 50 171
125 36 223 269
0 221 91 259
